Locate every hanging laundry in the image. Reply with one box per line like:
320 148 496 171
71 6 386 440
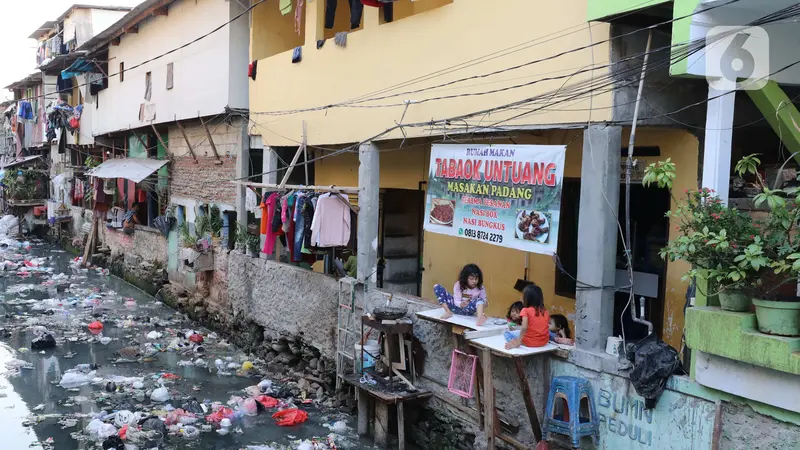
335 32 348 47
361 0 392 22
292 47 302 64
259 194 269 235
263 193 281 255
295 0 305 36
280 0 293 15
248 60 258 81
321 0 366 29
310 193 352 247
246 189 258 214
292 194 308 261
17 102 34 121
302 196 315 251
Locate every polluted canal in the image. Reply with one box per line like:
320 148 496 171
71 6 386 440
0 239 371 450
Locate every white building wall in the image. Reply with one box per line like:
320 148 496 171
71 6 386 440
228 0 250 111
93 0 246 136
90 9 130 37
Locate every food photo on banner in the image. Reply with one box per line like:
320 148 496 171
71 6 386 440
424 144 566 255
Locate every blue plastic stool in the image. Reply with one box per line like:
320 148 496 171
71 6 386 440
543 376 600 448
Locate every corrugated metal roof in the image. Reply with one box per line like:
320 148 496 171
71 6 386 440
28 21 58 40
89 157 169 183
4 73 43 91
1 155 43 169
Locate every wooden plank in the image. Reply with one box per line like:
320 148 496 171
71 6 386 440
133 132 148 154
514 357 543 442
397 401 406 450
279 145 305 188
496 432 529 450
175 120 198 163
482 347 495 450
302 121 309 185
465 344 484 430
81 217 97 268
341 374 432 404
150 124 168 154
357 387 369 436
711 400 723 450
198 115 222 164
374 401 389 448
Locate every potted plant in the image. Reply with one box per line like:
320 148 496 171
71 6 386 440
646 155 800 336
235 222 260 257
732 155 800 336
643 160 759 311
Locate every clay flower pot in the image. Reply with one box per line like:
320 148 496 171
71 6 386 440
718 291 752 312
752 299 800 337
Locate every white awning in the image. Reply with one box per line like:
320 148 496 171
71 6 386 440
89 158 168 183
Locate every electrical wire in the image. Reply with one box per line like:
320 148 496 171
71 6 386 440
248 0 744 117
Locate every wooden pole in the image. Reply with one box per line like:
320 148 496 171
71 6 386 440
280 144 305 188
482 347 495 450
397 401 406 450
302 121 309 185
198 115 222 164
514 357 543 442
81 216 97 268
150 124 168 153
711 400 723 450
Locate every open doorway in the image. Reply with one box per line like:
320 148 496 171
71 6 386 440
379 189 425 296
554 179 671 341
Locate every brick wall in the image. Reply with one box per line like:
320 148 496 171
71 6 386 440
170 156 237 205
167 116 243 205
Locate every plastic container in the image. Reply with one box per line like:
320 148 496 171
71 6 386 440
354 340 380 374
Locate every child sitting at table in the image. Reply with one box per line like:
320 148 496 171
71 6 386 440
433 263 488 326
549 314 574 345
504 284 550 349
506 301 524 328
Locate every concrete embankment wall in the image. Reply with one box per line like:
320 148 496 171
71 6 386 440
225 252 800 450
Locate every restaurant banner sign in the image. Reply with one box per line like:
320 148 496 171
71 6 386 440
424 144 566 255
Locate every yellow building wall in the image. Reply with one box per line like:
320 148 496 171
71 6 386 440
249 0 613 146
314 128 698 350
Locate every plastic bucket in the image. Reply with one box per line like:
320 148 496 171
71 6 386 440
354 340 380 373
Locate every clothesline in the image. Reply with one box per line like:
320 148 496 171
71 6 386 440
237 181 360 213
232 181 359 195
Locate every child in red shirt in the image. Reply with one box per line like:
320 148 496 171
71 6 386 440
505 284 550 349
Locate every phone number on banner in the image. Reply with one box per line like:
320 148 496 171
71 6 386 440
460 228 504 244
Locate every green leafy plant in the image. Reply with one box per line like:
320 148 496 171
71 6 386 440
646 153 800 300
234 222 259 254
209 205 223 237
84 156 100 169
179 222 196 248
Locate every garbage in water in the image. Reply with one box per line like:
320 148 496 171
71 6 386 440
0 237 366 449
272 408 309 426
30 332 56 350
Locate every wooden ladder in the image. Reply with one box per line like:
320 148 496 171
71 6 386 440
336 278 360 390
